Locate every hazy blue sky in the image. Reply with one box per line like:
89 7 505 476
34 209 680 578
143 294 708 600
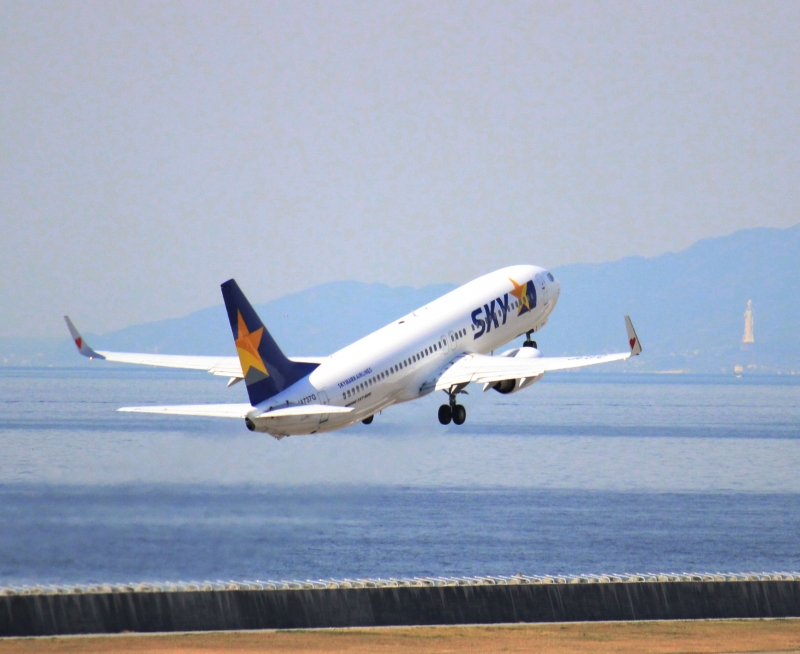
2 1 798 337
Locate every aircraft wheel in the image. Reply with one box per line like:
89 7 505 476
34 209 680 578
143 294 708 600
362 415 374 425
438 404 452 425
523 339 537 348
452 404 466 425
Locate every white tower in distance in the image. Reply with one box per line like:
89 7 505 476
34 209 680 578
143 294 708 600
742 300 754 344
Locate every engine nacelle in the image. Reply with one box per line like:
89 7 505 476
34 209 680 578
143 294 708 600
489 345 545 394
492 378 518 394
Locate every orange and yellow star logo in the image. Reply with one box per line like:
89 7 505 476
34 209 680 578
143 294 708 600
235 311 268 377
509 278 531 314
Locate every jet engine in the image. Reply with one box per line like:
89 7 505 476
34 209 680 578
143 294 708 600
487 344 545 394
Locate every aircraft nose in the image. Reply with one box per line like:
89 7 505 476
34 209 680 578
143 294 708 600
547 271 561 298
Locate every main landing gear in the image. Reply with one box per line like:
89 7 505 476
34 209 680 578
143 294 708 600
438 388 467 426
362 415 374 425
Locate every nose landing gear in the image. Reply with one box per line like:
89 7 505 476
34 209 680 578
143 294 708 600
438 387 467 426
523 331 537 349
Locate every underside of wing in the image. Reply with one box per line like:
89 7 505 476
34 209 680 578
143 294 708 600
436 315 642 391
435 352 631 390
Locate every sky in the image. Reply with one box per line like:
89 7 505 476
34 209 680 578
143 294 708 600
1 1 798 338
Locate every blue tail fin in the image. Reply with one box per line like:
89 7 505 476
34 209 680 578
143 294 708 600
220 279 318 406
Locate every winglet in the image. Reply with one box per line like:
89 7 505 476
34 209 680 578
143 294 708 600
624 315 642 356
63 316 105 359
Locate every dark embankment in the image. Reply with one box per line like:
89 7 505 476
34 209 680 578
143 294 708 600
2 576 799 636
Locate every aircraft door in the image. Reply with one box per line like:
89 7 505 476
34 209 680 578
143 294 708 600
535 274 549 306
317 390 329 424
441 335 448 355
448 330 456 352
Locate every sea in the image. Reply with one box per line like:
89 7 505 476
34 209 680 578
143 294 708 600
1 366 799 588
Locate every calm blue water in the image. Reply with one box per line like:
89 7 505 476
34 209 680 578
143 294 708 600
1 367 798 586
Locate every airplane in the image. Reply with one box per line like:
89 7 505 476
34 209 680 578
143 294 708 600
65 265 641 438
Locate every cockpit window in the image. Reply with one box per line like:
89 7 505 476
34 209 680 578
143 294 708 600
547 272 554 282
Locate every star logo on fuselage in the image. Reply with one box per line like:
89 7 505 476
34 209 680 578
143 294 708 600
509 278 532 315
235 311 268 378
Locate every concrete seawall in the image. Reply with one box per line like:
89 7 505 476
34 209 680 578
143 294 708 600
2 575 799 637
0 575 800 636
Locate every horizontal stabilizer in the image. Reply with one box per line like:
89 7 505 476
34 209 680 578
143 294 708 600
117 403 353 420
255 404 353 419
118 404 253 418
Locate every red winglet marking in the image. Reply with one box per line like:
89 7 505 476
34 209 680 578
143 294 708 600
75 337 82 350
629 338 636 349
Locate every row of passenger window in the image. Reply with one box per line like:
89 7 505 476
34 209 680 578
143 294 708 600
341 327 470 400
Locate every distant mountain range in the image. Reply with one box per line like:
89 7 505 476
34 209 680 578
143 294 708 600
547 223 800 373
1 283 456 368
4 224 798 374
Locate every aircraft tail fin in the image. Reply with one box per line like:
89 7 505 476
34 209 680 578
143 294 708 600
220 279 318 406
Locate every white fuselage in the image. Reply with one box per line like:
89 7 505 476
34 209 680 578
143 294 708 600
249 265 560 436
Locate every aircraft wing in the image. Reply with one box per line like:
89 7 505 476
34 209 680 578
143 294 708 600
64 316 325 381
435 315 642 391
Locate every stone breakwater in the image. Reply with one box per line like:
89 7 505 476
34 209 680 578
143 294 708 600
1 573 799 637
